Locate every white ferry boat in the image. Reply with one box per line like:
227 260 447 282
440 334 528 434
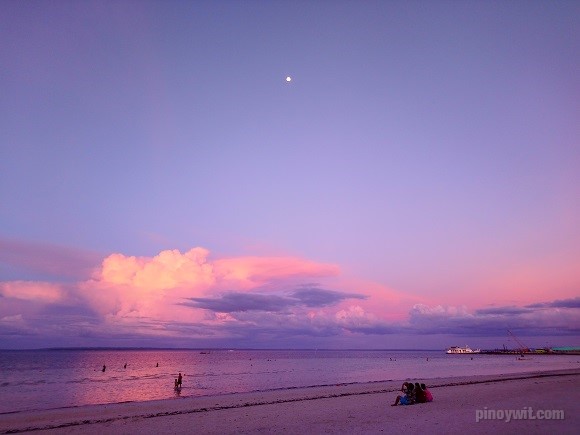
446 345 481 354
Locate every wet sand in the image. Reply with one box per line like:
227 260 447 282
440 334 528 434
1 369 578 434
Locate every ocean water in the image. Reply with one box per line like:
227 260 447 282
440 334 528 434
0 349 578 414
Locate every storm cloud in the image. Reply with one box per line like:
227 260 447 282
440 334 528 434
409 299 580 337
184 287 367 313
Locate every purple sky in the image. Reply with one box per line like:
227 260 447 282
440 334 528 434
1 1 579 349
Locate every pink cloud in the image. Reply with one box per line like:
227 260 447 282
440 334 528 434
97 248 215 291
1 244 578 347
78 248 342 327
213 256 340 289
0 281 64 303
0 245 414 343
330 277 420 322
93 248 338 292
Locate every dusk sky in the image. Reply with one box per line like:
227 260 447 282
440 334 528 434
1 0 579 350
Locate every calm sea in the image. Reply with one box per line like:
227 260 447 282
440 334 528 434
0 349 578 414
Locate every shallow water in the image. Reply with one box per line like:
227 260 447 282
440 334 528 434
0 349 578 413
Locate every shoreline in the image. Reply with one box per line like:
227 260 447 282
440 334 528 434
1 368 578 434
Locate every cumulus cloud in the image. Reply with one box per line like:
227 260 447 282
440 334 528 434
78 248 217 320
2 244 577 348
89 248 339 295
76 248 343 322
335 305 371 325
97 248 215 291
0 247 352 345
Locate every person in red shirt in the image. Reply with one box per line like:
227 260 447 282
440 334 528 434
421 383 433 402
415 382 427 403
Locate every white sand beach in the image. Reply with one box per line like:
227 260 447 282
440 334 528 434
1 369 578 434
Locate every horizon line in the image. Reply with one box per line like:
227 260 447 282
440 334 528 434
0 346 446 352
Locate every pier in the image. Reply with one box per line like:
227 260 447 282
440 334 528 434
479 347 580 356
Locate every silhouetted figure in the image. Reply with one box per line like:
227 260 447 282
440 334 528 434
415 382 426 403
124 363 127 369
156 362 159 367
177 372 183 388
102 364 106 372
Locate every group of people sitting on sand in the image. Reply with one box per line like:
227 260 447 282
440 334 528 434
392 381 433 406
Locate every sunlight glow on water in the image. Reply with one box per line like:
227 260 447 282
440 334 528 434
0 349 578 413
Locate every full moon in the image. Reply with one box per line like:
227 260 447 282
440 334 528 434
285 76 292 82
